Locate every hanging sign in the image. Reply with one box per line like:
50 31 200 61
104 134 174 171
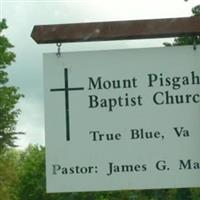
43 46 200 193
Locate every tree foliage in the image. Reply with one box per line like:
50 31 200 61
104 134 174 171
16 145 133 200
17 145 47 200
0 19 23 151
164 5 200 47
0 149 20 200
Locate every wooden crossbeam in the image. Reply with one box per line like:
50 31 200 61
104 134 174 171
31 16 200 44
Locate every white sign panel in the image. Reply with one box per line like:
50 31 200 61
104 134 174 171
43 46 200 193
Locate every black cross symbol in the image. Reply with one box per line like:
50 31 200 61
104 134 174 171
50 68 84 141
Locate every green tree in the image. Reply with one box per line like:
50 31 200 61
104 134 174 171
0 19 23 152
17 145 47 200
164 5 200 47
16 145 134 200
176 188 192 200
17 145 71 200
0 149 21 200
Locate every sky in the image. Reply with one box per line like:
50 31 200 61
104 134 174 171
0 0 200 149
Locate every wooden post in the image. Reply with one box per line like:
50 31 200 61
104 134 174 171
31 16 200 44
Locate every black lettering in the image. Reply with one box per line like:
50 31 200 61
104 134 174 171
89 95 99 108
148 73 158 87
156 160 168 171
153 91 164 105
179 159 192 170
88 77 102 90
52 164 61 175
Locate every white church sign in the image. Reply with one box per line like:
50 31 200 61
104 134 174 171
43 46 200 193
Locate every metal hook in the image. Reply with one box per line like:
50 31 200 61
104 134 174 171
56 43 62 57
